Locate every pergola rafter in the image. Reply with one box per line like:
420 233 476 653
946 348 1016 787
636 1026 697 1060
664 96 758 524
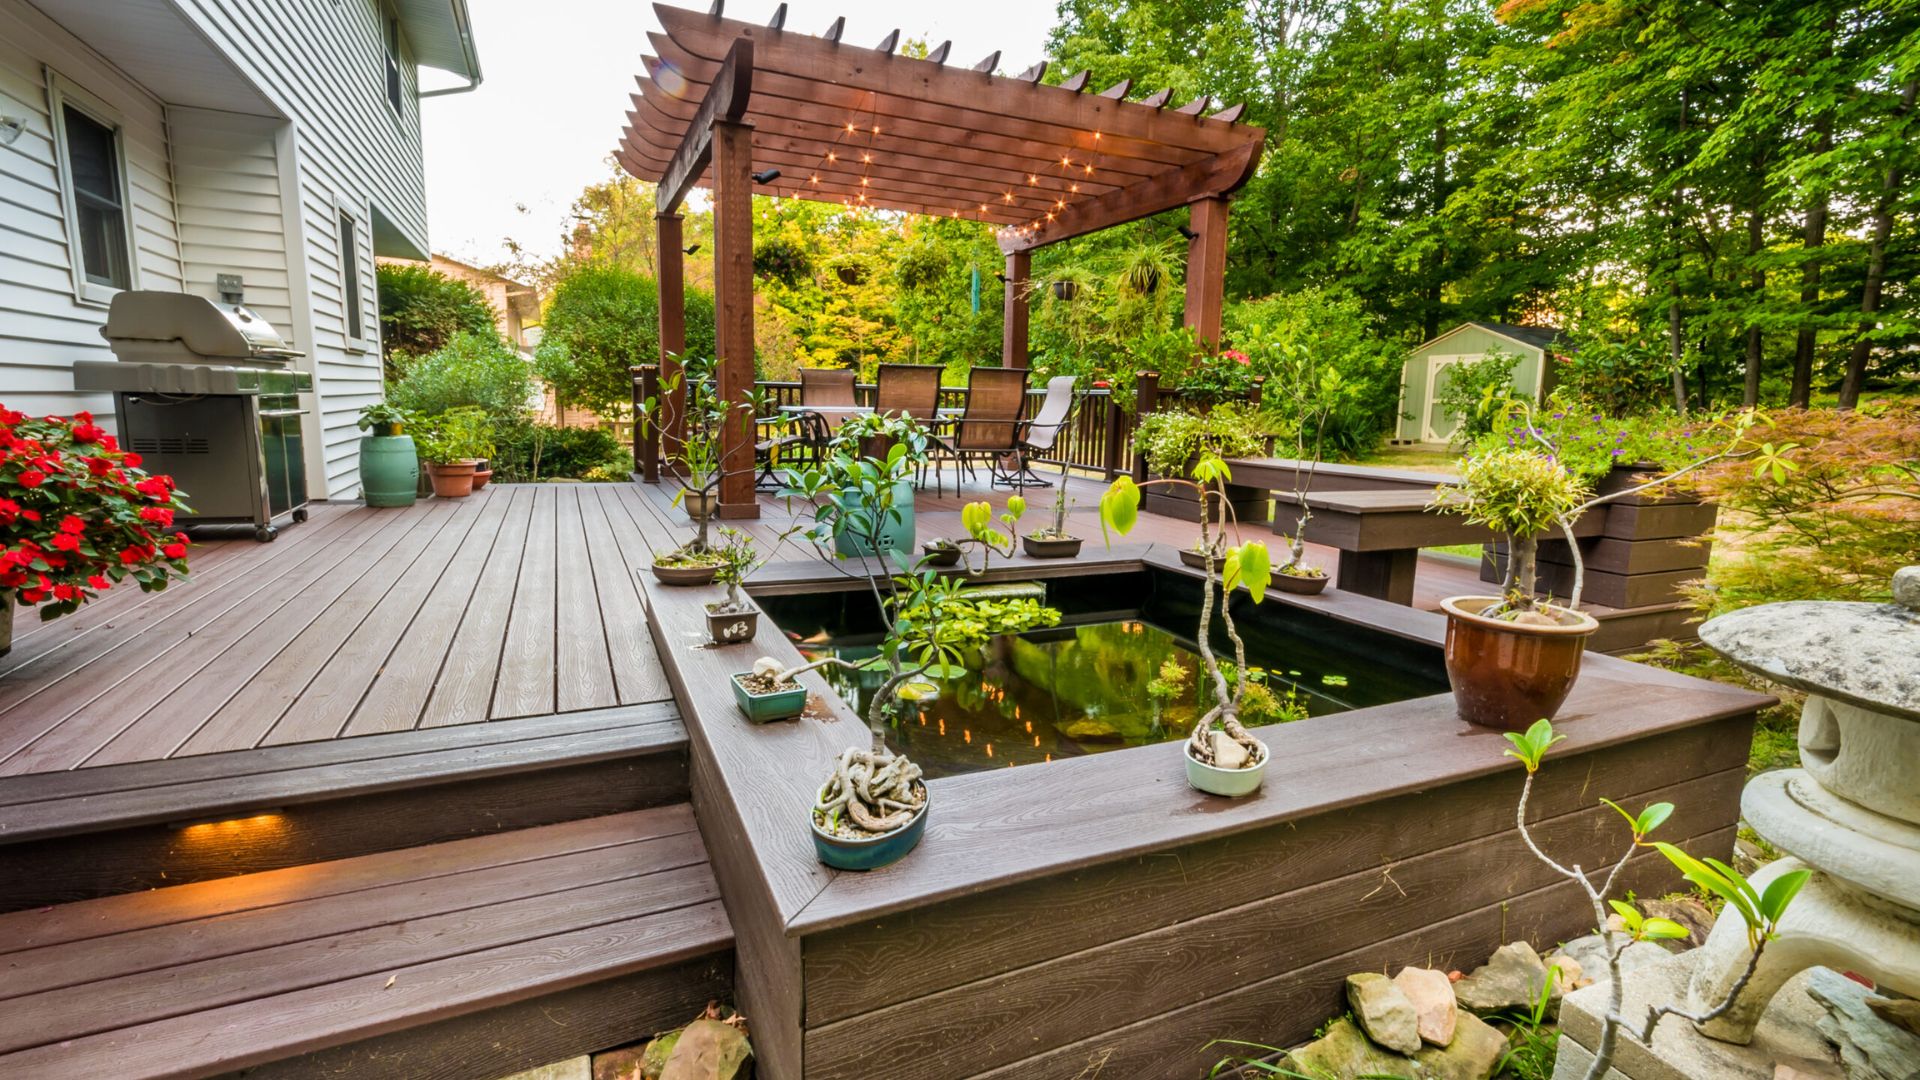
617 2 1265 519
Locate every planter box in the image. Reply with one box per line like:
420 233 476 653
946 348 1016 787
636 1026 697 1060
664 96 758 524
1140 484 1269 525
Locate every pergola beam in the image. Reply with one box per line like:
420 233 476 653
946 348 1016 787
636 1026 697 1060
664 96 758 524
656 37 753 212
996 141 1261 253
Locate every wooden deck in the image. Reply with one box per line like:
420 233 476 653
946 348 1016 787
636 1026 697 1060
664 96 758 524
0 475 1620 782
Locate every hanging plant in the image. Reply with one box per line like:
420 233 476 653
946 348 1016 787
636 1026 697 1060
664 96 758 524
1052 280 1080 302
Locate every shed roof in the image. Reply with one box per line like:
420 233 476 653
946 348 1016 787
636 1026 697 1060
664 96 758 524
615 4 1266 252
1413 321 1565 356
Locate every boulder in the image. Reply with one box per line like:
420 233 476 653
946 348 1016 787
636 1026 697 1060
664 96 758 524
1806 968 1920 1080
659 1019 753 1080
1393 966 1459 1047
1422 1013 1507 1080
1346 972 1422 1054
1868 997 1920 1039
1454 941 1562 1019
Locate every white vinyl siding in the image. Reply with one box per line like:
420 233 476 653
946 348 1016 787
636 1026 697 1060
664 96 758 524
0 0 182 424
171 0 428 497
170 108 295 337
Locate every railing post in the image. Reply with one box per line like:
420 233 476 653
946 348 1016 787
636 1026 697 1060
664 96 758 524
1100 390 1125 480
634 364 660 483
1131 371 1160 482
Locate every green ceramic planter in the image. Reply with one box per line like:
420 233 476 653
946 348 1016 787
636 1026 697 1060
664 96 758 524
833 479 917 559
731 672 808 723
1184 738 1269 797
359 434 419 508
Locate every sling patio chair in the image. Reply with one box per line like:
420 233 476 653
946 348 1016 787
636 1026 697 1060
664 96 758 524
756 409 830 490
928 367 1028 496
994 375 1078 488
874 363 943 423
798 367 859 433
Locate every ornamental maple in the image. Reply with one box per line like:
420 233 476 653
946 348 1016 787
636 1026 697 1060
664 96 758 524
0 409 192 620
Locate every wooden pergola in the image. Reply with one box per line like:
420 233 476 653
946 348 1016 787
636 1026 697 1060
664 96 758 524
616 1 1267 518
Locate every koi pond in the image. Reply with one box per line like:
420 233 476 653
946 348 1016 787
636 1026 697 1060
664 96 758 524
756 568 1448 778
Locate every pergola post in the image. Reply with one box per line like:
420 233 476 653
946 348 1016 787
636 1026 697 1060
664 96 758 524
654 212 687 475
1002 251 1030 368
711 117 759 519
1183 197 1230 349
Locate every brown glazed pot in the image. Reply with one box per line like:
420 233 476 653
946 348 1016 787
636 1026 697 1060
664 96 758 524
427 460 478 499
1271 568 1330 596
1021 534 1083 559
1178 547 1228 573
650 561 720 587
1440 595 1599 732
682 489 716 521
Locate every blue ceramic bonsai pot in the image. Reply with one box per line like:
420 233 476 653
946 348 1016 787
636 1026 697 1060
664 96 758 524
812 795 929 871
731 672 808 723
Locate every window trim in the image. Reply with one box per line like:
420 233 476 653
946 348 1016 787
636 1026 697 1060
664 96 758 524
383 14 405 120
45 69 140 306
333 196 375 354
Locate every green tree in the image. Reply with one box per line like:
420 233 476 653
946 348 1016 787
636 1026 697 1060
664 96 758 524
536 264 716 419
374 263 498 376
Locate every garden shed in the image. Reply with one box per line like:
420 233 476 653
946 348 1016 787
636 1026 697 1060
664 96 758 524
1394 321 1564 445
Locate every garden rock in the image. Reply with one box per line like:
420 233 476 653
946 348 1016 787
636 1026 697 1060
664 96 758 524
1394 966 1460 1046
1289 1015 1506 1080
1548 953 1586 990
1640 896 1717 948
1868 998 1920 1039
1211 730 1251 770
1552 934 1670 991
659 1019 752 1080
504 1060 589 1080
1455 940 1562 1018
593 1032 676 1080
1806 969 1920 1080
1347 972 1422 1053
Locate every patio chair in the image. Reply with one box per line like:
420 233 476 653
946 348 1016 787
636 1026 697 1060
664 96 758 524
994 375 1078 488
874 363 942 422
797 367 858 435
928 367 1027 496
756 410 830 490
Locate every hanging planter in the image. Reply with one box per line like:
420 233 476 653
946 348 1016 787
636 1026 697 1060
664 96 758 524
835 263 867 286
1051 280 1079 302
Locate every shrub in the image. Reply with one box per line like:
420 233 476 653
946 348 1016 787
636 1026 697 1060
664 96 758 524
375 264 498 372
1551 335 1674 417
538 265 718 419
1224 288 1403 457
387 331 536 420
0 409 192 619
1433 349 1522 448
492 424 629 482
1133 404 1268 477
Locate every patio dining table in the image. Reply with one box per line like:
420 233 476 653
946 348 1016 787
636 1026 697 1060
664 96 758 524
775 404 965 422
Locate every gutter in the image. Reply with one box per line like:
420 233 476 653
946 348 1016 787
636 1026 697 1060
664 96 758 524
418 0 483 97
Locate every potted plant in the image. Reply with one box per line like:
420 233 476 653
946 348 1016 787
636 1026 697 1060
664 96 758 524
1428 403 1761 730
919 537 963 567
811 745 929 870
417 407 493 499
1131 404 1270 523
471 457 493 490
0 409 192 655
1254 333 1335 595
1098 454 1276 796
1020 457 1084 558
703 527 764 644
355 402 418 508
780 413 928 560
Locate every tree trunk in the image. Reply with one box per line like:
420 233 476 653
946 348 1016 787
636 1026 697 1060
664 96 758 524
1839 79 1918 410
1743 201 1765 407
1790 111 1835 407
1668 276 1688 413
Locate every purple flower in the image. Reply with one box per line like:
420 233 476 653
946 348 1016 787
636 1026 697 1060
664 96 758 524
1611 449 1625 457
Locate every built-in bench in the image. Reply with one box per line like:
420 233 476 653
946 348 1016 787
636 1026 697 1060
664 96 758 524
0 806 732 1080
0 703 689 911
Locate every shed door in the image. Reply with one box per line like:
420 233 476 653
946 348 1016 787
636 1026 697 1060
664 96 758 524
1423 355 1481 443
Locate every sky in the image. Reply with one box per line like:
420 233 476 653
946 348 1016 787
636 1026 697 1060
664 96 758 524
419 0 1059 269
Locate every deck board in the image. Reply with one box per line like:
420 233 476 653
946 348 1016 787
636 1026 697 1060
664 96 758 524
494 486 560 718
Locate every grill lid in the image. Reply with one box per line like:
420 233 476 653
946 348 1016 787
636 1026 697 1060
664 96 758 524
99 291 303 364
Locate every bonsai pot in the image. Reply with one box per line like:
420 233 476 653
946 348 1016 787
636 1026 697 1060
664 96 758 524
682 489 716 521
358 433 418 508
426 460 478 499
704 601 761 645
1022 534 1083 559
1272 567 1330 596
731 671 808 723
651 560 719 586
1184 738 1268 798
920 541 962 568
1439 595 1600 732
1179 548 1228 573
812 793 929 871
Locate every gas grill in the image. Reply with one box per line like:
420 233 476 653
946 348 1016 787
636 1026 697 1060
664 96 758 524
75 291 314 542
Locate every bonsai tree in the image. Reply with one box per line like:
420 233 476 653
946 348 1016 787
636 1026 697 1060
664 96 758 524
1254 335 1338 579
1098 454 1275 774
0 409 193 629
1431 401 1768 620
708 526 762 617
812 744 927 838
1502 720 1806 1079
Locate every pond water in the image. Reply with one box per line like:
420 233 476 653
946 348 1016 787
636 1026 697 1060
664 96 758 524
756 569 1447 779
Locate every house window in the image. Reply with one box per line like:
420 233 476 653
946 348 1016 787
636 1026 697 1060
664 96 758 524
57 101 132 298
385 17 403 114
338 211 364 343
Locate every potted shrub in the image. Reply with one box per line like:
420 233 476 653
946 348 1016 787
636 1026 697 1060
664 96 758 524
703 527 764 645
779 413 928 561
0 409 192 655
1020 458 1084 559
417 407 493 499
471 457 493 490
1098 454 1277 797
1428 404 1760 731
355 402 418 508
919 538 963 567
1132 404 1270 523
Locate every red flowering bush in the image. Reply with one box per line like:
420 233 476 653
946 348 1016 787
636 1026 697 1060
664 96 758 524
0 408 192 619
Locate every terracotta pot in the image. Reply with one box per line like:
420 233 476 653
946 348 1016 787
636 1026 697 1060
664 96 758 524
427 460 478 499
1022 534 1083 559
470 467 493 490
1271 568 1330 595
1440 595 1599 732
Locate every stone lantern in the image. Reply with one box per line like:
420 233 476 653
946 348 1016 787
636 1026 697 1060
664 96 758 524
1687 566 1920 1041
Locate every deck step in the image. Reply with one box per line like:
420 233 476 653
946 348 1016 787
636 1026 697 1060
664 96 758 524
0 805 733 1080
0 703 690 911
